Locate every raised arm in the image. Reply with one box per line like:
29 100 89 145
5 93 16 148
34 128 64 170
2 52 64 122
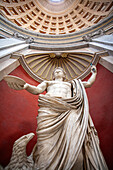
24 81 47 95
82 65 97 88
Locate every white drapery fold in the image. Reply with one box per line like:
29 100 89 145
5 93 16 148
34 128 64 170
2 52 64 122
33 79 108 170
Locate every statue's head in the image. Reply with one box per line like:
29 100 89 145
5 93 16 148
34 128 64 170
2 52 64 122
52 67 66 81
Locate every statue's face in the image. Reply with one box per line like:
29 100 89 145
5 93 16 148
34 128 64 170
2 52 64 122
54 68 64 79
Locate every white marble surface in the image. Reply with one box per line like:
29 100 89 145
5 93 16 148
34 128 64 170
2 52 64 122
0 38 25 50
0 58 20 81
89 35 113 73
93 34 113 45
99 56 113 73
89 42 113 52
0 44 29 59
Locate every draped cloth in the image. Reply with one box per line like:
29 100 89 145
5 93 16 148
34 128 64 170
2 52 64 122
33 79 108 170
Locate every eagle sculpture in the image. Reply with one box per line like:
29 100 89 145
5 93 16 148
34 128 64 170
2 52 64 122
3 133 35 170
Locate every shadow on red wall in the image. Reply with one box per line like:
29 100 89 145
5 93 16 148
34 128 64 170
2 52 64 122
0 64 113 169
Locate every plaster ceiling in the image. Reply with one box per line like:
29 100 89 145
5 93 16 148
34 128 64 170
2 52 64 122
0 0 113 35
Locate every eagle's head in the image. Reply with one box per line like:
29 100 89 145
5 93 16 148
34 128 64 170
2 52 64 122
14 133 35 149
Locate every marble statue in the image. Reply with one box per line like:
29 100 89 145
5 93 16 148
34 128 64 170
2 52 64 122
3 66 108 170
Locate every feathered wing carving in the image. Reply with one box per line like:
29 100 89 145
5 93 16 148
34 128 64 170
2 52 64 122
4 133 35 170
4 75 26 90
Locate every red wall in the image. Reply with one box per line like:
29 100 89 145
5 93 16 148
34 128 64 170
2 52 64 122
0 64 113 169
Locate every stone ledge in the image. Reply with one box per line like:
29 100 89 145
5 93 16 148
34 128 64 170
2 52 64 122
30 42 88 51
0 58 20 81
0 44 29 60
0 38 25 50
89 42 113 52
92 35 113 46
99 56 113 73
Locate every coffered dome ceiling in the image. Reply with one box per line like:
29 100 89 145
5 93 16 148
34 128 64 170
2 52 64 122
0 0 113 35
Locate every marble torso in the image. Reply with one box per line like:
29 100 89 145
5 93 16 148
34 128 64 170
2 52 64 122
46 81 71 99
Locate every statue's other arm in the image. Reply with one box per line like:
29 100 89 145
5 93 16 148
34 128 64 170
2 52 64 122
24 81 47 95
82 65 97 88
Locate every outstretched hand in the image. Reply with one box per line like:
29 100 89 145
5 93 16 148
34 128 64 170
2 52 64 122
23 83 29 89
91 65 97 73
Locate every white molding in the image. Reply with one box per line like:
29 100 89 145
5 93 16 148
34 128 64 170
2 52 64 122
99 56 113 73
0 59 20 81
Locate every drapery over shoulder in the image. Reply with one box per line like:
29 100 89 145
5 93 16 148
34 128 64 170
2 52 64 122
33 79 108 170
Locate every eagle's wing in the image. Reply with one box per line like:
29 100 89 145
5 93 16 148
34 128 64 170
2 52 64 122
4 75 26 90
